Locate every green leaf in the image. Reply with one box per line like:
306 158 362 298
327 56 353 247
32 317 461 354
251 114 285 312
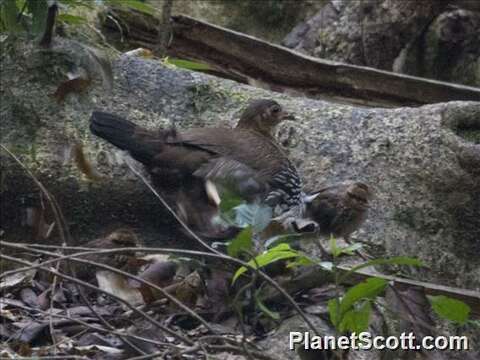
339 301 372 333
234 203 272 232
340 243 363 255
165 58 211 71
328 298 340 327
105 0 155 15
329 278 386 332
286 254 317 268
219 189 243 214
232 244 299 283
339 256 423 284
26 0 47 34
339 277 387 316
57 13 86 25
255 292 280 320
227 226 253 258
1 0 21 32
428 295 471 325
329 235 341 257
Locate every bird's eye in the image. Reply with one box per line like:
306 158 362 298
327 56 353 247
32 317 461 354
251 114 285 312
272 106 280 113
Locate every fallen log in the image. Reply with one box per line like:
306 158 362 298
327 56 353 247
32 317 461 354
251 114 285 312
100 7 480 107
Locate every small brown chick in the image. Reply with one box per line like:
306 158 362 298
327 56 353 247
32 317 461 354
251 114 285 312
305 181 372 244
73 228 143 282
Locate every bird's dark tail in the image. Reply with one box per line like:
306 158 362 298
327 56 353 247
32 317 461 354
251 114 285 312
90 111 161 164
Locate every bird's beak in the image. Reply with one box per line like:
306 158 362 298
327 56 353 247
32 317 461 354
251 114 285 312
281 112 295 121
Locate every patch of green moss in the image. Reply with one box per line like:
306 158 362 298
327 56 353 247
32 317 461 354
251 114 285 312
187 83 228 114
456 128 480 144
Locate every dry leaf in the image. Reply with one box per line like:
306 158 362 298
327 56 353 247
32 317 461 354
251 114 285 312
19 288 38 308
96 270 144 306
174 271 204 308
137 261 177 287
132 260 177 303
0 269 36 290
52 77 91 103
74 345 124 355
72 142 103 181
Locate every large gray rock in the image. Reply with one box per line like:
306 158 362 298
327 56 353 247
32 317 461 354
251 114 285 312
282 0 480 86
1 39 479 290
395 8 480 87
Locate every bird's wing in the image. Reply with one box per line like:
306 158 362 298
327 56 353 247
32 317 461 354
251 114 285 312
306 188 345 228
169 127 303 213
194 157 267 200
168 128 288 175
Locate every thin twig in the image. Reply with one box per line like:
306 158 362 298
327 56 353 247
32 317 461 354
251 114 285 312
0 242 215 333
0 145 146 355
0 253 194 347
3 300 178 350
2 240 320 335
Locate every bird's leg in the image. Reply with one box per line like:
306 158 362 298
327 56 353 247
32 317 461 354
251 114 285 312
314 237 332 260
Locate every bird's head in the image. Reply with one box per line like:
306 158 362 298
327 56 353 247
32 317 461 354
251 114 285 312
105 228 142 248
346 182 372 209
236 99 295 137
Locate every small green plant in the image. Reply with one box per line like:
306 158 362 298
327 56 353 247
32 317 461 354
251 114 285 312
232 242 301 283
326 237 472 333
327 236 424 334
0 0 154 34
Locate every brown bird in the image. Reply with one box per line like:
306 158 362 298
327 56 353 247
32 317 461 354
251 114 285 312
73 228 143 282
90 100 317 234
173 99 295 239
304 181 372 254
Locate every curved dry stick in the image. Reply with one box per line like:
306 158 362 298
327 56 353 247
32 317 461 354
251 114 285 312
0 242 215 333
2 241 320 336
0 253 194 347
1 241 320 335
